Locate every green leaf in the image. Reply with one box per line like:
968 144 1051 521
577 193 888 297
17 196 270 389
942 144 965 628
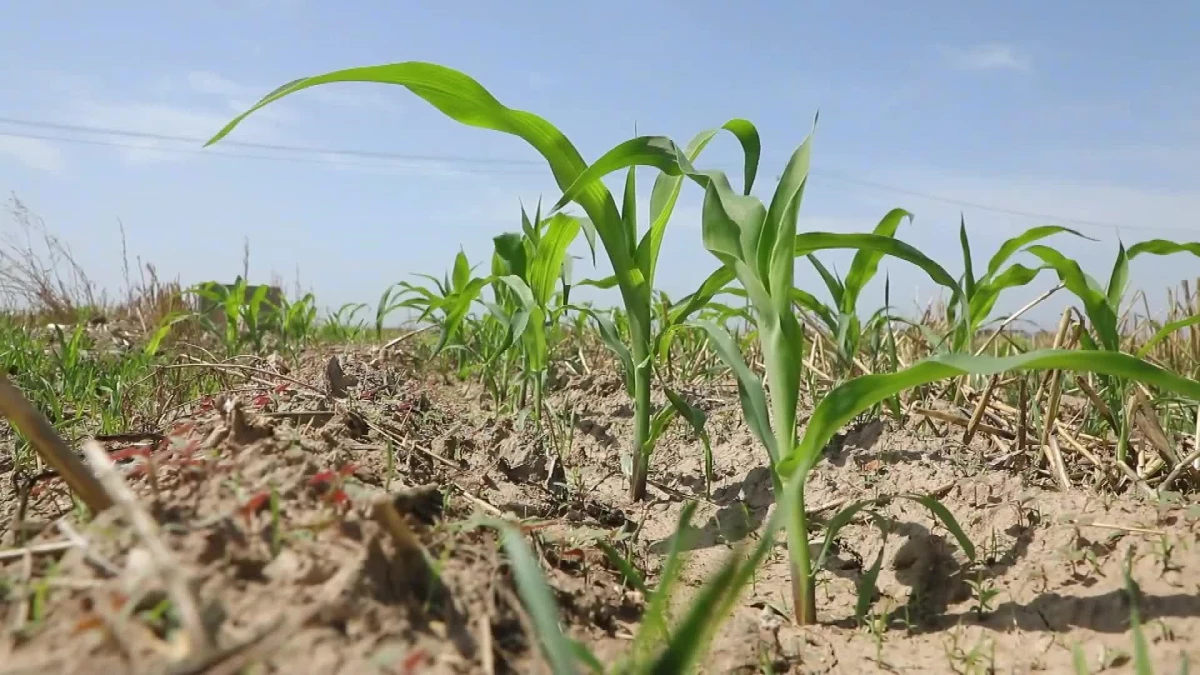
568 304 635 397
762 124 814 299
649 501 782 674
491 275 536 360
983 225 1091 283
451 250 471 291
493 231 529 280
431 276 492 355
959 216 976 299
639 120 761 286
1023 245 1119 350
686 320 777 463
664 387 715 487
1138 314 1200 358
780 349 1200 478
666 266 737 327
551 135 699 215
843 208 912 314
967 263 1049 332
144 311 193 356
807 254 844 308
904 492 976 562
576 274 620 289
1121 556 1153 675
634 500 699 658
794 232 964 316
528 213 581 307
856 528 888 621
208 60 643 305
1107 241 1131 310
622 166 638 259
1126 238 1200 260
498 525 579 675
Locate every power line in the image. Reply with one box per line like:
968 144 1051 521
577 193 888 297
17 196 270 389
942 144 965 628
0 115 1195 236
809 171 1198 236
0 116 544 167
0 130 545 175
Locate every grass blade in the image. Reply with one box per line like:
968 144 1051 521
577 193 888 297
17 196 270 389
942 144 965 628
498 525 581 675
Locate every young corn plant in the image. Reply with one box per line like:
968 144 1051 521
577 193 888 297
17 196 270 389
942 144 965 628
799 207 912 380
189 279 271 354
944 219 1089 353
776 347 1200 624
488 204 583 424
208 61 755 501
317 301 370 342
640 125 967 624
1022 238 1200 464
386 249 495 373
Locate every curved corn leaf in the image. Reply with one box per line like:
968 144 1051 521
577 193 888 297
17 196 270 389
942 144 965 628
431 276 492 355
489 275 537 362
493 232 529 280
967 263 1048 332
1119 238 1200 305
795 232 961 301
1023 245 1118 350
528 213 581 307
567 304 635 396
842 208 912 314
856 528 889 621
576 274 620 289
550 136 698 214
639 121 761 286
807 254 844 308
686 319 777 463
667 266 737 326
145 310 193 356
983 225 1092 282
208 61 645 302
780 349 1200 478
1137 314 1200 359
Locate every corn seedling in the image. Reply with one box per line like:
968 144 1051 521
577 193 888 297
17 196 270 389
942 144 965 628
487 203 582 424
1025 239 1200 463
940 221 1088 354
798 207 912 380
209 61 758 501
568 119 969 623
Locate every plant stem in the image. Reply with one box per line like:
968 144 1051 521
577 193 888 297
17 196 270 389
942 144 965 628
785 476 817 624
629 356 653 501
628 309 653 501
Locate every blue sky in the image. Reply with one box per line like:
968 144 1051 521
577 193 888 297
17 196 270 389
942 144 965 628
1 1 1198 328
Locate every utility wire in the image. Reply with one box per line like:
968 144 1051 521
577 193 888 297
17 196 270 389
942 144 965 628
0 130 546 175
1 115 1195 236
0 116 543 167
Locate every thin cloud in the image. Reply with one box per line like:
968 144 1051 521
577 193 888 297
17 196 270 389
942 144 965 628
186 71 258 98
940 44 1032 72
0 136 66 173
65 99 281 165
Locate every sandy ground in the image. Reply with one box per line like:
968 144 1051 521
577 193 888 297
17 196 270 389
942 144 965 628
2 345 1198 674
